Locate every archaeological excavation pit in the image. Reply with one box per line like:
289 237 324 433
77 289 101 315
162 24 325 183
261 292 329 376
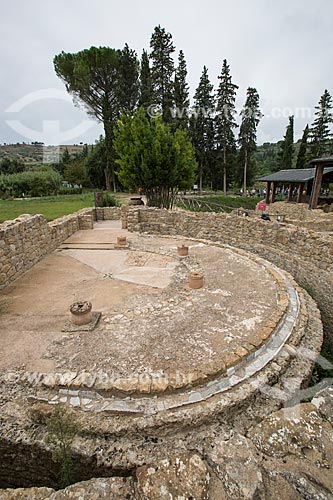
1 222 287 390
0 212 324 486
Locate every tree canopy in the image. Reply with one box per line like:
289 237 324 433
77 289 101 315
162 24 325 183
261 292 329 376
296 125 309 169
238 87 262 191
215 59 239 194
189 66 215 191
114 107 196 208
54 45 139 191
149 25 175 122
309 89 333 158
174 50 190 129
279 115 294 169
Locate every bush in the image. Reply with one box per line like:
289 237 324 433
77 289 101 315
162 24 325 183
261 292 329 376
0 169 62 198
102 192 119 207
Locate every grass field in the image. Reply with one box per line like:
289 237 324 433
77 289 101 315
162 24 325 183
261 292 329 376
0 193 272 223
176 194 272 213
197 195 263 211
0 194 97 222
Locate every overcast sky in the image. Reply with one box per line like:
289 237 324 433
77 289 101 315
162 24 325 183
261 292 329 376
1 0 332 146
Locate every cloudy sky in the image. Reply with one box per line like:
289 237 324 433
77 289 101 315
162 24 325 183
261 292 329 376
1 0 332 146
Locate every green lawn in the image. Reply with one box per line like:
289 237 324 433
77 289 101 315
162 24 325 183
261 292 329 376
0 194 96 223
197 195 263 211
176 194 269 213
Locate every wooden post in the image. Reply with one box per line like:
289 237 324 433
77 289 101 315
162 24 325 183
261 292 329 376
271 182 276 203
297 182 305 203
287 183 295 202
306 180 313 196
266 181 271 205
309 164 324 209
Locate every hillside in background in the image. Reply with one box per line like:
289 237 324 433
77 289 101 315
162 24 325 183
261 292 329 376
0 140 308 180
254 139 302 177
0 143 86 164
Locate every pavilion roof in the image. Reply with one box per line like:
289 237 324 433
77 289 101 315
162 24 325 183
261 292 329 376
258 167 333 183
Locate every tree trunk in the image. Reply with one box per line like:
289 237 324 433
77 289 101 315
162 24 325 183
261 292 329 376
104 168 111 192
243 148 248 194
104 120 116 193
223 146 227 196
199 165 203 194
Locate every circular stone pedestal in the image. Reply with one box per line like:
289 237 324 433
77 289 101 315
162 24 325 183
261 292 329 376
188 271 204 289
70 301 92 326
177 245 189 256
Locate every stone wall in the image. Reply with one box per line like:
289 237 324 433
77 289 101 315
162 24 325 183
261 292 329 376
126 207 333 343
95 207 121 221
0 209 95 290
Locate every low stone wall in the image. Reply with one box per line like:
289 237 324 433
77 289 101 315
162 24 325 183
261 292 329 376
126 207 333 343
95 206 121 221
0 208 95 290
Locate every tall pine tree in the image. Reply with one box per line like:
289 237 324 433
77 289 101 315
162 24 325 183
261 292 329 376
279 115 294 168
309 89 333 158
139 50 153 111
118 44 140 114
238 87 262 192
295 124 309 169
149 25 175 123
174 50 190 129
189 66 215 192
54 45 139 192
215 59 238 194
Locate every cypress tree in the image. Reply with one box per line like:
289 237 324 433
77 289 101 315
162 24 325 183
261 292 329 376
238 87 262 192
139 50 153 111
189 66 215 192
309 89 333 158
215 59 238 194
149 25 175 123
278 116 294 169
118 44 140 114
295 125 309 169
174 50 190 129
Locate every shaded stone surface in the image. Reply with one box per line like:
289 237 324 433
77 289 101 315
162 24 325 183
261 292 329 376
0 488 55 499
248 402 333 499
207 433 264 499
248 403 333 464
312 387 333 424
136 453 210 500
50 477 136 499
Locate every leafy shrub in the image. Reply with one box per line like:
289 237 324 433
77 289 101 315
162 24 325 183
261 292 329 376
102 192 119 207
0 169 62 198
46 406 78 488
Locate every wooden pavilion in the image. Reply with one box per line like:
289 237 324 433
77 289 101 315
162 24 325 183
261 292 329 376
258 157 333 208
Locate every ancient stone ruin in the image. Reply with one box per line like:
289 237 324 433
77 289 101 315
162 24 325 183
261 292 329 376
0 205 332 499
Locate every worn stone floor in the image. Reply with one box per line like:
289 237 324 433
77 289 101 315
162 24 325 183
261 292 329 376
0 221 278 390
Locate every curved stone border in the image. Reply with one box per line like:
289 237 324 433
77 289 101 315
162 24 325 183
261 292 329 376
27 246 300 416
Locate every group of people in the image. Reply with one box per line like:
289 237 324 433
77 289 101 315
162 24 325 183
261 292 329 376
239 186 331 198
239 188 266 197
